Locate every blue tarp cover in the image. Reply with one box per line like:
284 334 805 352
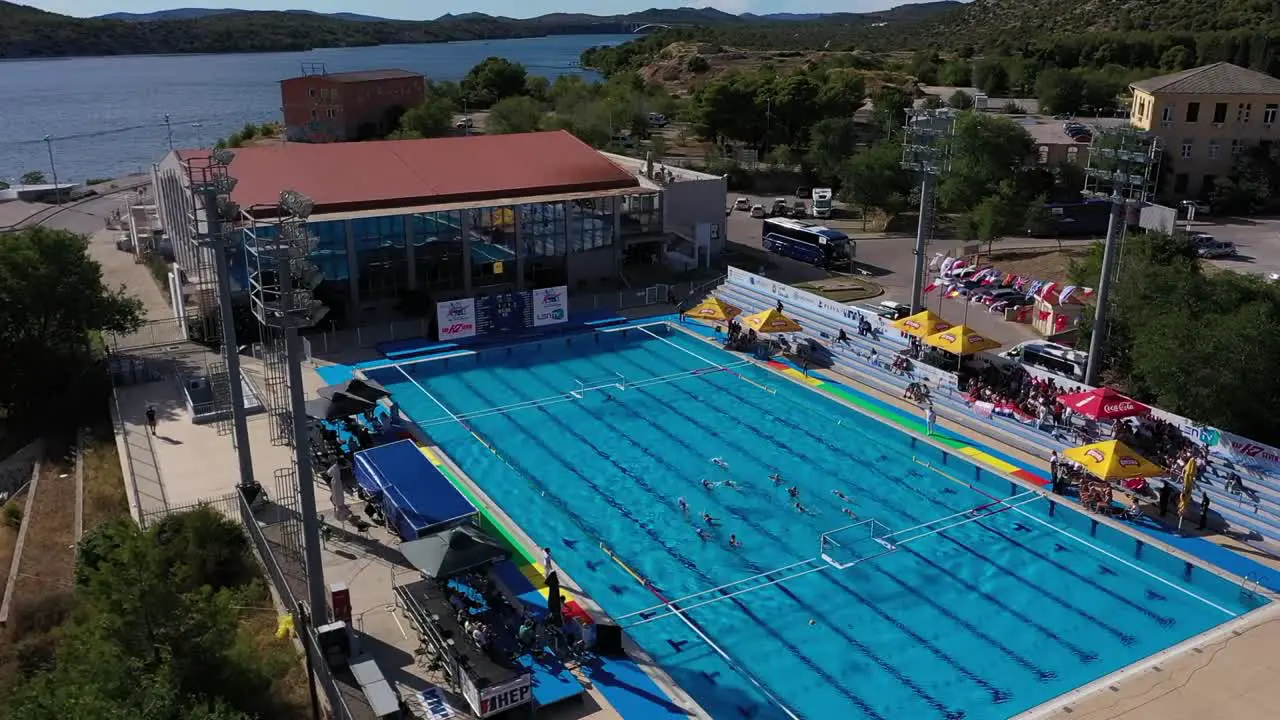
353 439 476 539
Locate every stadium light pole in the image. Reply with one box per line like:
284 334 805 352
900 109 956 313
164 113 174 151
1081 125 1161 386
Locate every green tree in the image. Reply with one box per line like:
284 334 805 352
870 85 913 139
805 117 859 184
394 95 456 139
959 179 1025 258
462 57 529 107
939 61 973 87
972 59 1010 96
525 75 550 102
1210 143 1280 214
1035 68 1087 115
20 170 45 184
0 227 142 423
921 95 945 109
840 140 912 224
487 95 545 135
939 112 1035 211
947 90 975 110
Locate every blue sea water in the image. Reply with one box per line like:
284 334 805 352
367 325 1266 720
0 34 625 183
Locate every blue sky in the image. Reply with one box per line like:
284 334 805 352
24 0 929 20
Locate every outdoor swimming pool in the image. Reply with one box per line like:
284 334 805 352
365 323 1266 720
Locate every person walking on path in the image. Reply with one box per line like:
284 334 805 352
543 547 554 575
145 405 158 435
925 403 937 437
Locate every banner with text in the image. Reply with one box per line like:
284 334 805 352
531 285 569 327
436 298 477 340
478 675 533 717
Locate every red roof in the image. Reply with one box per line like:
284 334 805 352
176 131 639 216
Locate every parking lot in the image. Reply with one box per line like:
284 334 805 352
1184 216 1280 278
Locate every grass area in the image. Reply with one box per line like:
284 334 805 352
232 582 314 720
794 276 884 303
81 433 130 531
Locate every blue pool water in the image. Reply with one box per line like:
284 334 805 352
366 325 1266 720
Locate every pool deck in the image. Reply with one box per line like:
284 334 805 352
112 356 631 720
111 322 1280 720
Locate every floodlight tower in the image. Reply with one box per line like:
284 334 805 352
184 148 256 490
901 108 957 313
245 189 331 624
1081 125 1161 386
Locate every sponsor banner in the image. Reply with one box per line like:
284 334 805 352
1204 427 1280 472
418 687 458 720
478 675 533 717
437 299 477 340
531 285 569 327
459 672 482 716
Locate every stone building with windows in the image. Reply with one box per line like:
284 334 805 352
1129 62 1280 199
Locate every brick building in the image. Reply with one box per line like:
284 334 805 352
280 68 425 143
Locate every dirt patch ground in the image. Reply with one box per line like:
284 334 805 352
794 276 884 303
0 488 28 610
982 246 1091 286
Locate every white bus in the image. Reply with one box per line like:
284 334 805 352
812 188 834 219
1000 341 1088 382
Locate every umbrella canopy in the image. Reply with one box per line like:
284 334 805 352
1064 440 1165 480
399 525 510 579
923 324 1001 355
1179 457 1198 516
305 393 377 420
687 296 742 322
1057 387 1149 421
892 310 952 338
742 308 802 334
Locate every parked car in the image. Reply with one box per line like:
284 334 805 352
1181 199 1211 216
990 296 1034 313
770 198 789 216
750 204 767 218
791 200 808 217
734 197 751 211
455 116 474 129
1197 239 1237 258
647 112 668 127
795 186 811 199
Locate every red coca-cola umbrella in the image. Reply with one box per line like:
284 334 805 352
1057 387 1150 421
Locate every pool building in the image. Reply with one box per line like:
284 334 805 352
149 130 727 328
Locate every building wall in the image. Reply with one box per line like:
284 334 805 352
1131 89 1280 198
281 75 425 143
661 177 729 256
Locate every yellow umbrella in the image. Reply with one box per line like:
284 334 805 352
893 310 952 338
922 324 1001 355
742 308 802 334
1179 457 1198 516
1063 440 1165 481
686 297 742 322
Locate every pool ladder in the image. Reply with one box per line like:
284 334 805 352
1241 572 1261 596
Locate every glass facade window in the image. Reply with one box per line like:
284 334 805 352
469 206 518 289
352 215 407 302
569 196 615 252
414 211 465 294
620 193 662 236
520 201 568 287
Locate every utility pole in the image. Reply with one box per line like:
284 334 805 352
164 113 174 151
1081 126 1160 386
900 109 956 313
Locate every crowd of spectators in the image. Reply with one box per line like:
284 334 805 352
1113 415 1197 467
962 364 1077 429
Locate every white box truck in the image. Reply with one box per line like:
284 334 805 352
812 188 833 219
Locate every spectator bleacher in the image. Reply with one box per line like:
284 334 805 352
707 272 1280 544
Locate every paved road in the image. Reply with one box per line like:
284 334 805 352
1187 217 1280 278
2 175 151 234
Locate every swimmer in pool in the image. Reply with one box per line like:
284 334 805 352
701 478 716 491
723 478 739 489
701 512 719 526
842 507 858 519
695 527 709 541
770 472 784 485
729 534 742 548
678 497 689 514
794 502 808 514
832 489 852 503
711 457 729 469
787 486 800 499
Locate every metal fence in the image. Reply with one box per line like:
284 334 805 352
106 316 188 353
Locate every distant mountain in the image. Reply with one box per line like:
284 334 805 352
934 0 1279 42
97 8 391 22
